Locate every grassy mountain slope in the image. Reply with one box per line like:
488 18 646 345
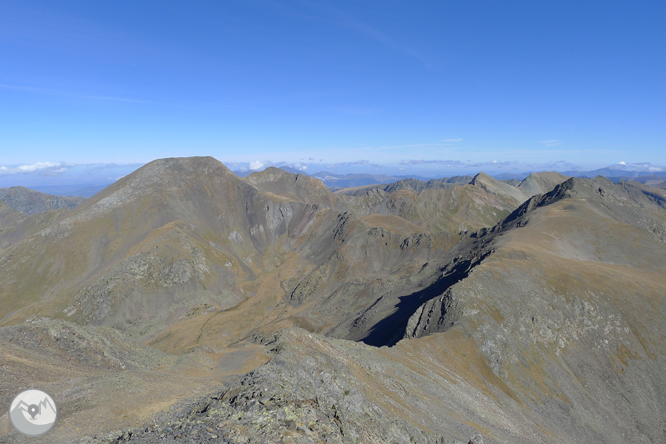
2 159 665 443
0 186 84 215
401 177 666 442
0 158 337 342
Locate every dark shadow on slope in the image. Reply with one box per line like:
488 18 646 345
359 178 584 348
359 250 492 347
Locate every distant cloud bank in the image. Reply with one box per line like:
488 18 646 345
0 162 68 175
0 162 144 195
399 159 517 168
0 162 142 176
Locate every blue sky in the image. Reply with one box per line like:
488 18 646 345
1 0 665 183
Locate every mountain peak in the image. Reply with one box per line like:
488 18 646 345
64 156 241 225
246 167 334 205
137 156 234 178
468 171 528 202
246 166 303 182
517 171 569 197
469 172 493 185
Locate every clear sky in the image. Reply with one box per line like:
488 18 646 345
1 0 665 179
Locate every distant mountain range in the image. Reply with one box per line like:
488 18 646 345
229 163 666 191
564 164 666 179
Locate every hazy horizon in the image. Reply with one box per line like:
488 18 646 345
1 156 665 198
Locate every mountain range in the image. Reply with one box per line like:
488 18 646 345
1 157 665 443
229 163 666 192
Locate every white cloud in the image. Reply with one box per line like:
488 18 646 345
527 160 580 171
399 159 518 170
400 159 465 167
469 160 517 168
18 162 60 172
619 161 627 165
249 160 267 170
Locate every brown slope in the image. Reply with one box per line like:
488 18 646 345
400 177 666 442
516 171 569 197
341 171 530 234
0 157 333 343
147 204 454 354
245 166 336 206
468 171 528 202
0 186 84 215
0 204 67 253
0 318 270 443
0 156 442 355
126 169 569 351
0 161 582 355
2 171 666 443
0 200 27 240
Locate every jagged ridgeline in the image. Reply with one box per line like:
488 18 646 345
1 156 666 444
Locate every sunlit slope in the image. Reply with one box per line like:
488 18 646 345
0 317 271 443
160 178 666 443
3 165 665 442
0 201 27 252
340 172 567 233
146 203 457 353
0 157 338 341
399 177 666 442
516 171 569 197
245 166 336 206
0 157 455 350
156 171 523 351
154 173 572 352
0 203 70 254
0 160 568 354
0 186 84 215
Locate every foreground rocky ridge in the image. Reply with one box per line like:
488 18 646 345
2 157 666 443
